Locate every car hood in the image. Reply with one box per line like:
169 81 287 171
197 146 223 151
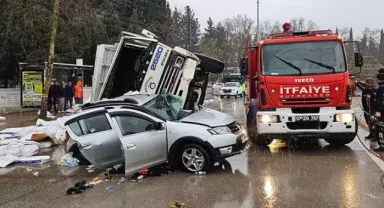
180 107 234 127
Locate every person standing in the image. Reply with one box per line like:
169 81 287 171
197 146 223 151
57 81 66 113
374 70 384 151
241 82 247 100
65 81 74 111
356 78 377 140
48 81 59 112
74 81 83 104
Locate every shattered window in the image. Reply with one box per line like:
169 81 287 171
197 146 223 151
79 114 111 135
116 116 155 136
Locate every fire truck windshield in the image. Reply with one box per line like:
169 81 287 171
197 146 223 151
261 41 346 76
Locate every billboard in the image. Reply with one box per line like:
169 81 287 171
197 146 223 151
21 71 43 106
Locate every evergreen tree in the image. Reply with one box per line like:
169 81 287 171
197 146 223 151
180 6 201 51
335 27 339 35
379 29 384 64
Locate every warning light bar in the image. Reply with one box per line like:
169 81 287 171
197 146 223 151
269 30 333 39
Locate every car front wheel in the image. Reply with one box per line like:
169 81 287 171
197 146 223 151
180 144 212 173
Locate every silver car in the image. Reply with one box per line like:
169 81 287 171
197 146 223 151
64 93 249 174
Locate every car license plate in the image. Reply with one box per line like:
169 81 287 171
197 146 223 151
295 115 319 121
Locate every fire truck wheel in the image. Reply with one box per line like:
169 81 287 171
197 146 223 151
324 136 355 146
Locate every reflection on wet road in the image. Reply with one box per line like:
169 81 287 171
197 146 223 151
1 98 384 208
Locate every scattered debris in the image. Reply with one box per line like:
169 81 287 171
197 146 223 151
60 153 79 167
33 171 39 176
48 179 56 183
364 194 378 199
66 181 93 195
93 177 100 183
138 168 148 175
87 169 94 173
170 202 186 208
86 165 95 173
0 116 6 122
26 168 32 172
195 171 206 175
120 177 127 182
104 172 112 180
106 186 113 191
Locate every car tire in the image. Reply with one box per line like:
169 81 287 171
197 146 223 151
69 145 91 165
227 96 230 99
235 94 238 99
220 95 224 99
180 143 212 173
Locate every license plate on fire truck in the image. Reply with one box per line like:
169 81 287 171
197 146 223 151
295 115 319 122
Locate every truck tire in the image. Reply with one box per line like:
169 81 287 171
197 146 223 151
324 136 355 146
246 99 272 146
324 119 358 146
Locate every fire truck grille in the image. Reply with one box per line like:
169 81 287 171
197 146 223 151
286 121 327 130
281 98 330 105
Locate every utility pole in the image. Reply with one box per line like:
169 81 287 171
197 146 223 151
256 0 260 42
40 0 60 118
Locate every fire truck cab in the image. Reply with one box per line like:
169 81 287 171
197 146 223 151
241 27 364 146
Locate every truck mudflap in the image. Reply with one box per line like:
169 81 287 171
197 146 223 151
256 107 357 137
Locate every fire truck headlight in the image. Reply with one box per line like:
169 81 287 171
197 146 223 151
335 113 354 122
174 56 185 68
258 115 279 123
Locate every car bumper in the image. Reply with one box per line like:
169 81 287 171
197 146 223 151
256 108 356 137
206 133 250 159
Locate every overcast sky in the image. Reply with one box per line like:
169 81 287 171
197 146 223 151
168 0 383 37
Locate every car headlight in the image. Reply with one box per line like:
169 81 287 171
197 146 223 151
174 56 185 68
208 126 232 135
258 115 279 123
335 113 354 122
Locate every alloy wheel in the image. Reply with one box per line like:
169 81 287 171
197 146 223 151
182 148 205 172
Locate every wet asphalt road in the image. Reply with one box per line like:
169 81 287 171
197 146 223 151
1 98 384 208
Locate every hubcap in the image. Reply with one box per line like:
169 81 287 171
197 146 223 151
182 148 205 172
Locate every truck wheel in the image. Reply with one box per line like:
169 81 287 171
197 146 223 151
325 119 357 146
246 100 272 146
324 136 355 146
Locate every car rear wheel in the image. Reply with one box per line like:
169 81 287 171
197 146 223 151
69 145 91 165
180 144 212 173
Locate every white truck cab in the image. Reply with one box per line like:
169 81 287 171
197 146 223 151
91 30 223 109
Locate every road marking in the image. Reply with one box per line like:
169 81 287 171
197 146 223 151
356 126 384 171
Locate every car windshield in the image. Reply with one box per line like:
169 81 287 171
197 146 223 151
224 82 237 87
261 41 346 76
142 93 183 121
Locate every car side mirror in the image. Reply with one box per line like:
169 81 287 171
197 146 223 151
354 52 364 67
240 57 248 76
156 122 166 130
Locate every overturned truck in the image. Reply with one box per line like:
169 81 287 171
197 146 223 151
91 30 224 109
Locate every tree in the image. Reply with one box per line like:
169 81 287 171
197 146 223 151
335 27 339 35
379 29 384 64
180 6 200 51
41 0 60 118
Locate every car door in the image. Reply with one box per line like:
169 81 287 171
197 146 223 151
66 111 124 169
109 110 167 175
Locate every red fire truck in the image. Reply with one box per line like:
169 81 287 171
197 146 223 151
240 25 364 146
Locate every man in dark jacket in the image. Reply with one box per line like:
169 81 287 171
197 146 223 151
356 78 377 139
57 81 66 113
64 82 74 111
374 71 384 151
48 81 59 112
